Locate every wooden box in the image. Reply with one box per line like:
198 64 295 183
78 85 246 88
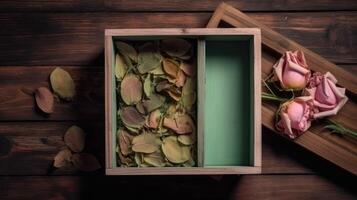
105 28 261 175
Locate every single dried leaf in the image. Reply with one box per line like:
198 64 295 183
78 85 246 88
72 153 101 172
143 74 153 97
178 133 195 145
118 151 135 167
120 106 145 129
118 129 134 156
175 70 186 87
115 41 138 62
182 77 196 110
162 136 190 164
167 87 181 101
115 54 127 81
138 43 162 74
147 109 161 129
64 125 85 153
143 151 165 167
120 74 142 105
163 114 194 134
50 67 75 100
136 94 165 114
180 61 196 76
161 38 191 57
156 80 172 92
54 149 72 168
34 87 54 114
163 58 179 78
132 133 158 153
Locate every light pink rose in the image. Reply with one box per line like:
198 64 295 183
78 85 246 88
276 96 315 139
273 50 311 90
303 72 348 119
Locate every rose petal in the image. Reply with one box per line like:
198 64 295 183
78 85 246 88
64 125 86 153
120 74 142 105
50 67 76 100
34 87 54 114
120 106 146 129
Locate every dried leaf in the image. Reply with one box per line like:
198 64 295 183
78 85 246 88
34 87 54 114
118 129 134 156
54 148 72 168
143 74 153 97
163 114 194 134
161 38 191 57
150 63 165 75
163 58 179 78
167 87 181 101
156 80 172 92
120 74 142 105
115 41 138 62
175 70 186 87
120 106 146 129
64 125 86 153
143 151 165 167
180 61 196 76
115 54 127 81
182 77 196 110
118 151 134 167
147 109 161 129
50 67 75 100
162 136 190 164
178 133 195 145
132 133 159 153
136 94 165 114
138 43 162 74
72 153 101 172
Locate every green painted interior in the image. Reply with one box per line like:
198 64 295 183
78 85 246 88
204 37 254 166
111 35 255 167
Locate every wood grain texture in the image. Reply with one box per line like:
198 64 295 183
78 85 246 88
207 2 357 175
1 122 353 175
0 66 104 121
0 175 355 200
0 12 356 66
0 0 356 11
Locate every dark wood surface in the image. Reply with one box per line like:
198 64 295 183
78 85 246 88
0 1 356 199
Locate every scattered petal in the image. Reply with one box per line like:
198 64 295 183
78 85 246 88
120 106 146 129
64 125 86 153
34 87 54 114
50 67 76 100
72 153 101 172
120 74 142 105
54 148 72 168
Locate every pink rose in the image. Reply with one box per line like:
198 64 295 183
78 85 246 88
303 72 348 119
273 50 311 90
276 96 315 139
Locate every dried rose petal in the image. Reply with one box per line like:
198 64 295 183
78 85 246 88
50 67 76 101
54 148 72 168
137 43 162 74
180 61 196 76
120 106 145 129
143 74 152 97
71 153 101 172
120 74 142 105
132 133 159 153
147 109 161 129
118 129 134 156
156 80 172 92
163 114 194 134
175 70 186 87
143 151 165 167
115 54 127 81
115 41 138 63
162 136 190 164
34 87 54 114
136 94 165 114
161 38 191 57
64 125 86 153
163 58 179 78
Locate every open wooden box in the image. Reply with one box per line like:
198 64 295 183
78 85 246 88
105 28 261 175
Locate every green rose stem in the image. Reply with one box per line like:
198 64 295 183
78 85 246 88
325 119 357 138
262 92 288 102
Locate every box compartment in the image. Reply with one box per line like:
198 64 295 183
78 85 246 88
105 28 261 175
204 37 254 167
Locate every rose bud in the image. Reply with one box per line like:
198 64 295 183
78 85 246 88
276 96 315 139
303 72 348 119
273 51 311 90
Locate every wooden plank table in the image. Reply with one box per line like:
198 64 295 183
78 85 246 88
0 1 356 199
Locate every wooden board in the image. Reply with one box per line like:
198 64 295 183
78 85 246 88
207 2 357 175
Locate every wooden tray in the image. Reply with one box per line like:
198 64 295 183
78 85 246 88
105 28 262 175
207 2 357 175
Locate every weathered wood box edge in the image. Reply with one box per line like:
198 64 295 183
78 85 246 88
105 28 262 175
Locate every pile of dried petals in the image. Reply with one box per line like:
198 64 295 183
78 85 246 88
115 39 197 167
263 50 350 139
